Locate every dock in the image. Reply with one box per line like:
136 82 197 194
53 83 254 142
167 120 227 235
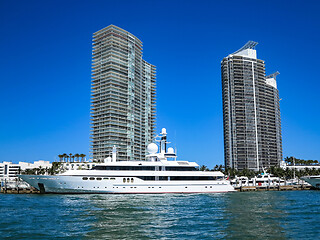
1 187 39 194
236 184 312 192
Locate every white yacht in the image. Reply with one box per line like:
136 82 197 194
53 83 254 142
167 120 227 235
19 128 235 194
301 176 320 189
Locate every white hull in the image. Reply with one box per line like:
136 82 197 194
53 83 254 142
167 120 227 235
19 175 235 194
302 176 320 189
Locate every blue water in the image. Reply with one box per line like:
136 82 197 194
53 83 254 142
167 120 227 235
1 191 320 239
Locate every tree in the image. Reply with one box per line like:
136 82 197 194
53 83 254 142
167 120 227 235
199 165 209 171
58 154 64 162
80 154 86 162
69 153 73 162
63 153 68 162
213 165 219 171
74 153 80 162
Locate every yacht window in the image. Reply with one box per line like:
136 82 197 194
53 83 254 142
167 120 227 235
92 166 156 171
123 178 126 183
82 177 88 180
159 176 168 181
127 178 130 183
110 178 116 180
137 176 156 181
165 167 197 171
89 177 95 180
96 177 102 181
103 177 109 180
169 176 217 181
131 178 134 183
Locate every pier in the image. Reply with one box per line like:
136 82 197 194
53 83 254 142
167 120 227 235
0 186 39 194
236 184 312 192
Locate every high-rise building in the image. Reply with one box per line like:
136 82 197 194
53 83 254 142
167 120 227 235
221 41 282 171
91 25 156 162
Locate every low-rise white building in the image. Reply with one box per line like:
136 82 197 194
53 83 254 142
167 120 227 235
0 160 52 182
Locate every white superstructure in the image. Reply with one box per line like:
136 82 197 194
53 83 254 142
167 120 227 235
19 129 235 194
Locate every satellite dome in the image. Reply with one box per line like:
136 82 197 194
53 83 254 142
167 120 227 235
147 143 158 154
167 147 174 154
161 128 167 135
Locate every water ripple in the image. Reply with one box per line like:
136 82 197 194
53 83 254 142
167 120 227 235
1 191 320 239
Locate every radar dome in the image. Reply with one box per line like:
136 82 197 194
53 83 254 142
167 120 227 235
167 147 174 154
161 128 167 135
147 143 158 154
104 157 112 163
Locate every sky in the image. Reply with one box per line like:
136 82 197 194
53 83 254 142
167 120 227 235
0 0 320 168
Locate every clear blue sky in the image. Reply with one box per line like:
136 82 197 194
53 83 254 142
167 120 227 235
0 0 319 167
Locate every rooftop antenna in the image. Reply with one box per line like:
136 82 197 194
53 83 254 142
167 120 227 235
266 71 280 79
232 41 258 55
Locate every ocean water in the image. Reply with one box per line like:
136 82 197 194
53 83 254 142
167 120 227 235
1 191 320 239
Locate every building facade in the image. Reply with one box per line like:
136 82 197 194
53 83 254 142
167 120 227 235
91 25 156 162
221 41 282 171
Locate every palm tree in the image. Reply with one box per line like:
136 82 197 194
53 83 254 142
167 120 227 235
80 154 86 162
58 154 64 162
213 165 219 171
69 153 73 162
74 153 80 162
199 165 209 171
63 153 68 162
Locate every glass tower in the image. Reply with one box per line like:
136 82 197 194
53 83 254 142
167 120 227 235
221 41 282 171
91 25 156 162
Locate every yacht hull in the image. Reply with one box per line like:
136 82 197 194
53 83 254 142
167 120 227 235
18 175 235 194
301 176 320 189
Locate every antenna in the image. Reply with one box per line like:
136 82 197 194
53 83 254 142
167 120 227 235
232 41 258 55
266 71 280 80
